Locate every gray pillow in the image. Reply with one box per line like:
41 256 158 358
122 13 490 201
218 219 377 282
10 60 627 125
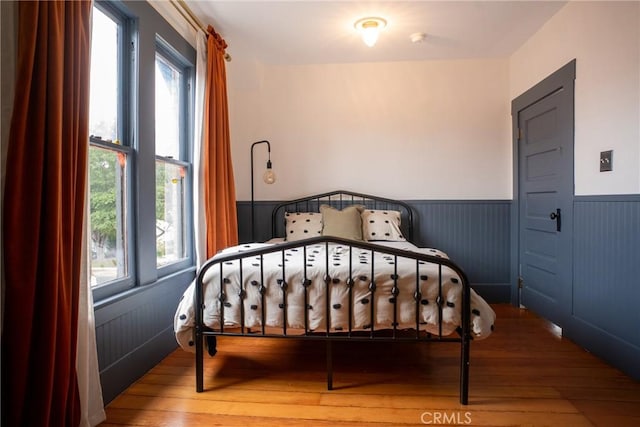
320 204 364 241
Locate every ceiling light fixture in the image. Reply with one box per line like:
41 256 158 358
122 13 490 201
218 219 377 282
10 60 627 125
354 17 387 47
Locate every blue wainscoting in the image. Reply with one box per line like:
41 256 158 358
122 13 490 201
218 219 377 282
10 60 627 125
94 269 193 403
568 195 640 380
411 201 510 302
92 196 638 407
237 199 512 303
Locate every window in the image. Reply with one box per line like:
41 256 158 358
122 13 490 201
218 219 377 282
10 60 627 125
155 46 192 269
88 5 133 294
88 2 195 301
89 7 118 142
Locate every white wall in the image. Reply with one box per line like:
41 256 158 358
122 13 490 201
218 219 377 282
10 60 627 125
510 1 640 196
160 0 640 200
228 58 512 201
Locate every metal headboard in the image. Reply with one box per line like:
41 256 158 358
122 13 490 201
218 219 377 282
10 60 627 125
271 190 414 242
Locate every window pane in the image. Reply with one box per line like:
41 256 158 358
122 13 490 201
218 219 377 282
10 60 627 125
89 146 129 286
89 8 119 141
155 54 182 158
156 161 187 266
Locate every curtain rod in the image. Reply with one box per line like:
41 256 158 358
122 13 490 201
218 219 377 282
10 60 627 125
171 0 232 62
173 0 205 33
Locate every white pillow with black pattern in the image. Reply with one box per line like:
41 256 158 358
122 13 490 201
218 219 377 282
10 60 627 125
285 212 323 241
361 209 406 241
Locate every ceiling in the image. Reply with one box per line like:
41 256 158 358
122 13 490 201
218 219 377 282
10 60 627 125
184 1 567 65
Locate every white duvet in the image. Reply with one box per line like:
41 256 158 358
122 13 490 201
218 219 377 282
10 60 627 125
174 241 495 352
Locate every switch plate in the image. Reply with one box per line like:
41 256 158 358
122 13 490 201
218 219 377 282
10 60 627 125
600 150 613 172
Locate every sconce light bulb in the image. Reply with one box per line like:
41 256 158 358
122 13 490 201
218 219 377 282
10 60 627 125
263 161 276 184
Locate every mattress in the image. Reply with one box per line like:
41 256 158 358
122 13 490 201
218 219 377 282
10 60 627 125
174 240 495 352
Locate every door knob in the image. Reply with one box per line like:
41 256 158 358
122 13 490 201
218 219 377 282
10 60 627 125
549 209 561 232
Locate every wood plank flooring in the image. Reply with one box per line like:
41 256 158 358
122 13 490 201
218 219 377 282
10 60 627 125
101 304 640 426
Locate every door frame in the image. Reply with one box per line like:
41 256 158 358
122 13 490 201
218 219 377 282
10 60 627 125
510 59 576 307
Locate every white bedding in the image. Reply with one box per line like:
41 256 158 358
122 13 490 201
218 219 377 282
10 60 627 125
174 240 495 352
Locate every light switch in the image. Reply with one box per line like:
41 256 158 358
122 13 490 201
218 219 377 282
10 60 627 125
600 150 613 172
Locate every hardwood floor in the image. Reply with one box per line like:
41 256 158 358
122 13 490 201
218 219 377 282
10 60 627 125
101 304 640 426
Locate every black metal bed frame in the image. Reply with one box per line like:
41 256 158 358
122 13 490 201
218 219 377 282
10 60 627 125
194 190 471 404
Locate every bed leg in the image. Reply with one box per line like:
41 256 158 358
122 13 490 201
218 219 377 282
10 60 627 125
326 340 333 390
460 334 470 405
195 330 204 392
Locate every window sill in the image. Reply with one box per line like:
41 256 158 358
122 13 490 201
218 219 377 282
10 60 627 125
93 265 196 310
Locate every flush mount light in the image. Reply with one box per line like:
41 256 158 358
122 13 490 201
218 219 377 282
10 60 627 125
354 17 387 47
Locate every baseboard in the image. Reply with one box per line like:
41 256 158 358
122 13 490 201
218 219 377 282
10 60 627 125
565 316 640 381
471 283 510 304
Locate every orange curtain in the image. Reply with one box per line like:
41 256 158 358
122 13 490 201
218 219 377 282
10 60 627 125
203 25 238 258
1 1 92 425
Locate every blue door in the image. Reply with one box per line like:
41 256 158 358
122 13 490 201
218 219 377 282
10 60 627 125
512 60 575 327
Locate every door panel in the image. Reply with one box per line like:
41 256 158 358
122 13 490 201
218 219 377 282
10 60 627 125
515 66 574 327
526 149 560 180
523 264 558 301
525 191 558 233
524 229 557 270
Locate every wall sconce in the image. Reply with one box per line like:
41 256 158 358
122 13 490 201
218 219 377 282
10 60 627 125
354 17 387 47
251 140 276 241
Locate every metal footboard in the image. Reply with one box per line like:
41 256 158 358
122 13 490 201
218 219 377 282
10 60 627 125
194 236 471 404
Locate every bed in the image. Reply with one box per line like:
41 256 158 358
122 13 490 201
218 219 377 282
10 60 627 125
174 190 495 404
